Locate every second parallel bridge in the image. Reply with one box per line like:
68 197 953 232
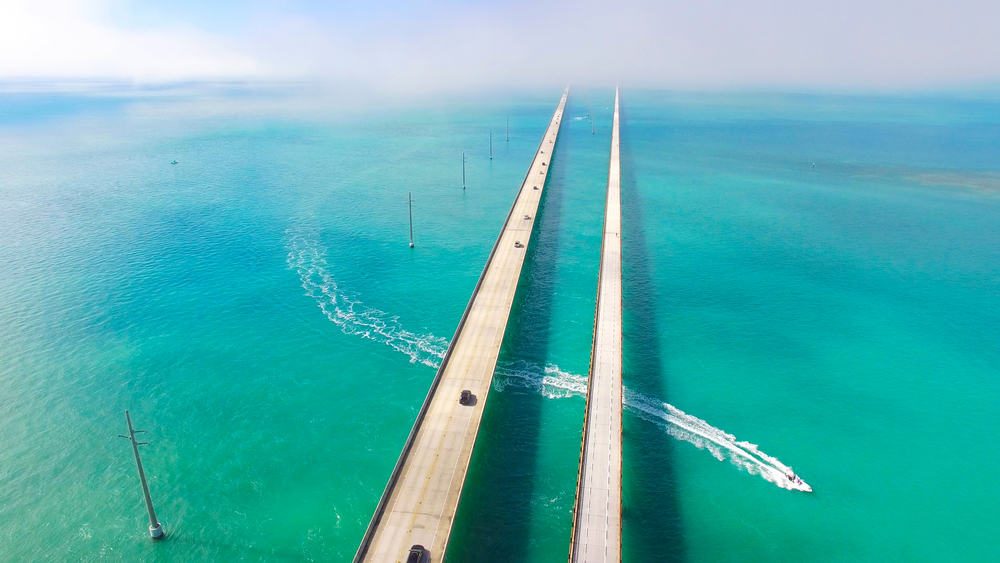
570 86 623 563
356 89 570 563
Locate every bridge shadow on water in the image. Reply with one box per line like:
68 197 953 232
446 136 568 562
620 98 686 562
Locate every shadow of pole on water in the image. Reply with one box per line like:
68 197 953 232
619 96 686 562
446 117 570 562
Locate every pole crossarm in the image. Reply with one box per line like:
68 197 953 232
121 410 165 540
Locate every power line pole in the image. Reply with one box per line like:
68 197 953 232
462 152 466 190
489 129 493 160
119 410 164 540
408 192 415 248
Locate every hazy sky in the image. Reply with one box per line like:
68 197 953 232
2 0 998 91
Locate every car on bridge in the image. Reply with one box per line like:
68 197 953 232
407 544 429 563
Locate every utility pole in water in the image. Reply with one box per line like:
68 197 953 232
462 152 466 190
489 129 493 160
506 117 509 143
408 192 415 248
119 411 164 540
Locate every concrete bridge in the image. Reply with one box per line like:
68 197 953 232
356 89 570 563
570 86 623 563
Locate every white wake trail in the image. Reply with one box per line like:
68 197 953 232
623 391 812 492
498 365 810 491
285 227 810 492
285 228 448 368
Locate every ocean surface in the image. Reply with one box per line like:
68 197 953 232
1 83 998 561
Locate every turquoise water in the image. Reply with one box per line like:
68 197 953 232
1 85 998 561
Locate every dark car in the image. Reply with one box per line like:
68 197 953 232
459 390 473 405
407 544 428 563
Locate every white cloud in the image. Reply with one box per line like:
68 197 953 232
1 0 998 89
242 0 1000 91
0 0 259 81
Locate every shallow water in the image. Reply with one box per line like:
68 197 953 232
1 85 998 561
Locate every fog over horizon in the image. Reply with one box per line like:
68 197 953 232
2 0 999 94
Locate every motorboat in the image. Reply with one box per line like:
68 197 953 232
785 469 813 492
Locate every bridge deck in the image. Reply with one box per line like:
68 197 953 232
570 87 623 563
356 89 569 563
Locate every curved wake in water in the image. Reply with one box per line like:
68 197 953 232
285 228 448 368
285 227 810 492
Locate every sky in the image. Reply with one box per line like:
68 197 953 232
1 0 998 92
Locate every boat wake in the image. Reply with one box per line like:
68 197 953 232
491 363 810 492
623 391 812 492
285 228 447 368
285 227 811 492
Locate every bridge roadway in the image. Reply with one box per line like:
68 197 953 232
570 87 623 563
356 88 569 563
